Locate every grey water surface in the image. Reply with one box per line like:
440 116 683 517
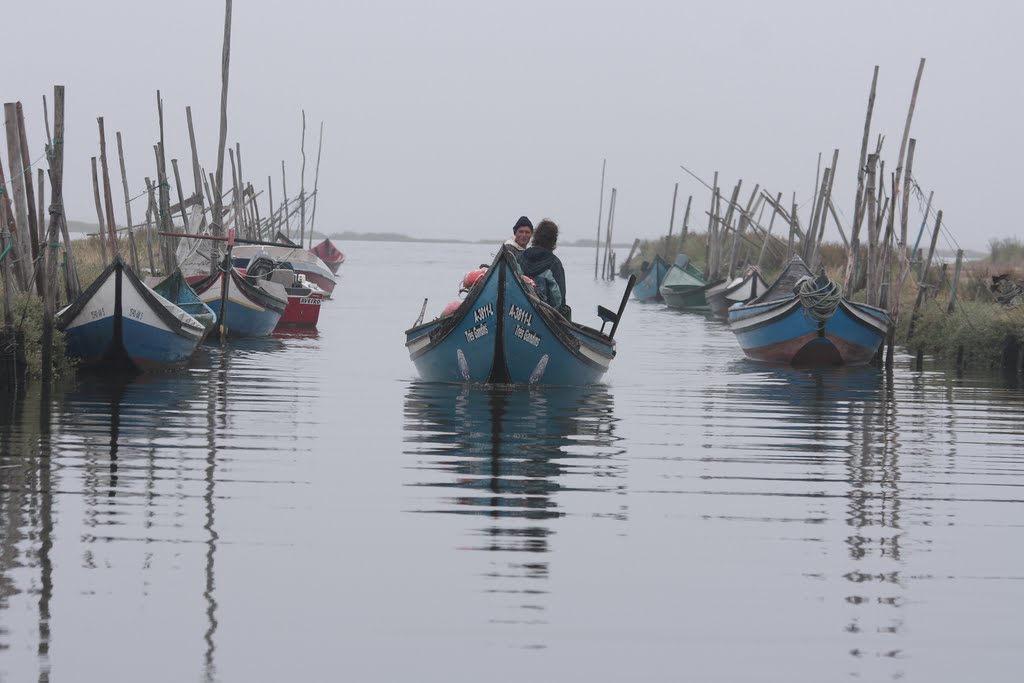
1 242 1022 682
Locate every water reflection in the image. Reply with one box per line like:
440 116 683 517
403 381 624 635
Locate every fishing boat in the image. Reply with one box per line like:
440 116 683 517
251 261 325 328
58 257 208 371
310 238 345 274
231 244 337 296
631 255 670 302
405 248 634 384
189 252 289 338
659 254 711 311
150 270 217 341
706 267 770 319
727 256 890 366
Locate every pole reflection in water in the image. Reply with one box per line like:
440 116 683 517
403 381 625 640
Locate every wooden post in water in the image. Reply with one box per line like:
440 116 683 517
3 104 33 291
679 195 692 246
309 121 324 247
115 132 141 271
97 118 120 259
810 150 839 271
947 249 964 313
36 169 45 253
15 103 43 295
907 209 942 342
280 160 289 238
299 111 307 247
90 157 109 266
886 138 918 367
757 192 783 271
143 178 158 275
594 158 605 279
266 174 274 236
728 184 758 278
665 182 679 258
717 181 742 280
171 159 192 239
212 0 233 242
41 86 65 386
852 66 879 240
602 188 616 280
42 95 78 300
702 172 718 279
864 154 878 306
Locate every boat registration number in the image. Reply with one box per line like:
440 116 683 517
299 298 322 305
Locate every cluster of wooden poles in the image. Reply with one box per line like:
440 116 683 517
614 58 965 369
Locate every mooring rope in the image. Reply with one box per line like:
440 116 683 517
798 275 843 323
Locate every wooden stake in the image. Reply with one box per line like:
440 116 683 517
280 160 289 238
212 0 233 238
41 86 65 385
90 157 109 265
907 209 942 341
309 121 324 247
15 103 42 295
143 178 158 275
115 132 141 271
665 182 679 258
594 158 605 279
852 66 879 238
299 110 307 247
947 249 964 313
3 103 33 290
702 172 718 280
864 154 878 305
757 192 783 270
186 106 203 201
680 194 693 245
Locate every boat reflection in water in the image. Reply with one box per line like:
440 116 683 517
403 381 624 634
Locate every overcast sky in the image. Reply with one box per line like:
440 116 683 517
5 0 1022 251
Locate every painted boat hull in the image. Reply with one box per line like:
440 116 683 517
278 291 323 327
310 239 345 275
405 250 616 384
232 245 337 296
728 294 890 366
58 258 206 372
632 256 670 303
661 284 710 310
150 270 217 342
190 267 288 338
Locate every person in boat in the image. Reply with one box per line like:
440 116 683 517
503 216 534 254
517 219 569 318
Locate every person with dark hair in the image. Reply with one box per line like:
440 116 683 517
518 219 569 317
503 215 534 253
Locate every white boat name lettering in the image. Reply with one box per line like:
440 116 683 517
508 304 533 327
514 325 541 347
473 303 494 323
464 323 489 342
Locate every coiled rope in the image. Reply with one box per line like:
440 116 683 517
798 276 843 323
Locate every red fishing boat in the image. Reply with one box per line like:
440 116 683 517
310 238 345 275
239 256 324 329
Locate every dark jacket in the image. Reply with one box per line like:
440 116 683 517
518 247 566 303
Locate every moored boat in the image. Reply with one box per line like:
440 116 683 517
150 270 217 342
707 267 770 319
632 255 670 303
58 257 207 372
405 248 634 384
659 254 711 311
189 253 289 338
232 244 337 296
727 256 890 366
310 238 345 274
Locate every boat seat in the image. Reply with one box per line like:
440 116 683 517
597 305 618 334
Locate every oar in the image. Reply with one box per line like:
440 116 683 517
596 274 636 339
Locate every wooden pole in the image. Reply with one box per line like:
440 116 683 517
602 188 616 279
280 160 289 238
911 190 934 266
703 172 719 279
36 168 45 252
810 150 840 270
266 174 274 236
171 159 192 238
97 117 121 259
864 154 878 305
299 110 307 247
606 188 617 280
947 249 964 313
665 182 679 258
757 192 782 271
15 103 42 296
41 86 65 385
907 209 942 342
143 178 158 275
679 194 692 245
186 106 204 202
155 143 174 274
309 121 324 247
115 132 140 271
852 66 879 238
90 157 109 265
594 158 605 279
717 181 742 279
213 0 233 239
728 184 758 278
893 58 926 217
3 103 33 290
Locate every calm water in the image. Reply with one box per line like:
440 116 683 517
1 241 1023 682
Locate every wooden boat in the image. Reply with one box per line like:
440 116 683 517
631 255 670 303
57 257 207 371
150 270 217 341
727 256 890 366
231 244 337 296
660 254 711 311
245 260 325 328
405 248 634 384
706 267 770 319
189 252 289 338
310 238 345 274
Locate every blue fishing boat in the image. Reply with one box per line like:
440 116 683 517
405 249 634 384
57 257 207 372
151 270 217 342
660 254 711 311
632 255 670 302
727 256 891 366
188 252 288 338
